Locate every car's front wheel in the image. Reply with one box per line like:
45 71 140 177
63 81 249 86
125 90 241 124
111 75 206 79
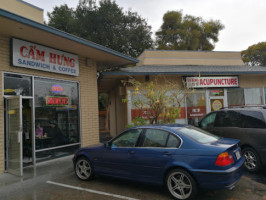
75 157 94 180
166 169 198 200
243 147 261 173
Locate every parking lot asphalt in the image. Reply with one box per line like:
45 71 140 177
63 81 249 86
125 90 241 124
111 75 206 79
0 156 266 200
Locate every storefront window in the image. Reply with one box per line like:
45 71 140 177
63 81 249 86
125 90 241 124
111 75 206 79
4 73 32 96
186 90 206 125
244 88 262 105
34 78 80 154
227 88 244 106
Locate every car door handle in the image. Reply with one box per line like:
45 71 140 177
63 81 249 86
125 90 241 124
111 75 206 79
163 151 171 156
128 150 135 155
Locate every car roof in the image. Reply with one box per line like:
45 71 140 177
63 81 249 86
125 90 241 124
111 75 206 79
221 106 266 112
133 124 187 130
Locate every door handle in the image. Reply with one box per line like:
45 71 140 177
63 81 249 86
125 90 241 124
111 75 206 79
128 150 135 155
163 151 171 156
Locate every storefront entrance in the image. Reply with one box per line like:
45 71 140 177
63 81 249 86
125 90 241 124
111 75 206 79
5 96 33 176
3 72 81 176
207 89 228 112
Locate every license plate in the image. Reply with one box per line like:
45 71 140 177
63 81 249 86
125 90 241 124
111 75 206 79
235 150 241 160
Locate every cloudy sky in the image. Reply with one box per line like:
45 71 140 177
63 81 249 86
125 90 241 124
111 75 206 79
24 0 266 52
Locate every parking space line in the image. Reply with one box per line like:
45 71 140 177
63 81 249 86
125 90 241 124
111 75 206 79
46 181 140 200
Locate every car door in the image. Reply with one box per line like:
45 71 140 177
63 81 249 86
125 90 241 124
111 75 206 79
128 128 181 183
96 128 142 178
199 112 217 133
213 110 241 138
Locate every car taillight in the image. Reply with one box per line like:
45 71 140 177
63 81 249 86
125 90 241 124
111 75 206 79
215 152 234 166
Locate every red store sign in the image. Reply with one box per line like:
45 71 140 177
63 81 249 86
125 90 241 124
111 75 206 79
46 96 69 106
186 76 239 88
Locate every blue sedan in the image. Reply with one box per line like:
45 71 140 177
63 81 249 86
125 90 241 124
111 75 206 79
73 124 244 200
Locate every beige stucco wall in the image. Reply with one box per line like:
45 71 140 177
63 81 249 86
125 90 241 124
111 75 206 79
137 50 244 66
0 0 44 23
0 34 99 173
239 75 266 88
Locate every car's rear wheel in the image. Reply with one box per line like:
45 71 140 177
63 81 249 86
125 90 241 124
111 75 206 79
243 147 261 173
166 169 198 200
75 157 94 180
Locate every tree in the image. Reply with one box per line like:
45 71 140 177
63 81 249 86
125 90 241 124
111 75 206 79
47 4 77 34
122 76 194 125
155 11 224 51
47 0 153 58
241 42 266 66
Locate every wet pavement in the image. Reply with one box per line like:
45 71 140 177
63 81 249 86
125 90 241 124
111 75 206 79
0 157 266 200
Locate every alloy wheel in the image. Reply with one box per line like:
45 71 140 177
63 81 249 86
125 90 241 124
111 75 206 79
244 150 257 170
167 171 193 200
75 159 92 180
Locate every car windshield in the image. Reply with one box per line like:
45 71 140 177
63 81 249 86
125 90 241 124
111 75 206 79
176 126 220 144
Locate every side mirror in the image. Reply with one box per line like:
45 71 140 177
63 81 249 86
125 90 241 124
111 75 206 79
104 142 111 149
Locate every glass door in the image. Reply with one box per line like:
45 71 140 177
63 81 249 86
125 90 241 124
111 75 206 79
5 96 23 176
207 89 228 113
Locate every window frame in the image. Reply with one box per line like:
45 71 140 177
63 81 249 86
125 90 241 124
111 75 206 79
199 111 217 129
239 110 266 129
110 128 143 148
138 128 182 149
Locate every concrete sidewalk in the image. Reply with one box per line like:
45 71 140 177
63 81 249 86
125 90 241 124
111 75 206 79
0 155 73 192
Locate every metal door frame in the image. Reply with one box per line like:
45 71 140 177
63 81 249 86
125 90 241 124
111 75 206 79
206 89 228 113
5 95 23 176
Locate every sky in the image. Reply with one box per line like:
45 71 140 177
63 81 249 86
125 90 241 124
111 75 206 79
24 0 266 52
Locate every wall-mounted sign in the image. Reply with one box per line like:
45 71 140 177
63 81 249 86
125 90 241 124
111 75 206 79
52 84 63 94
46 96 69 106
11 38 79 76
186 76 239 88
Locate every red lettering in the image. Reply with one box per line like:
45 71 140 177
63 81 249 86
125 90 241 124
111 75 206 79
57 55 63 65
70 58 75 68
28 46 35 60
63 56 70 67
20 46 28 57
36 50 45 62
49 53 57 64
46 96 69 106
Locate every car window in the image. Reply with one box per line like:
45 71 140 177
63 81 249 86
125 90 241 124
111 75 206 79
166 134 181 148
111 129 142 148
215 111 241 127
177 126 219 144
141 129 169 148
200 112 216 128
240 111 266 129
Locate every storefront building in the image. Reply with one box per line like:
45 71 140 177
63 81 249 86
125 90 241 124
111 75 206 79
0 1 137 176
100 50 266 137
